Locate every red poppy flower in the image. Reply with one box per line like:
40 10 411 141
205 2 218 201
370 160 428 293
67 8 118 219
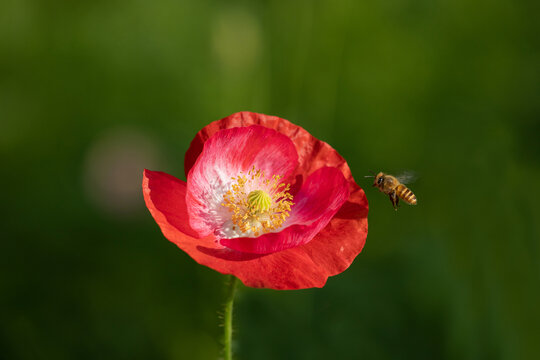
142 112 368 289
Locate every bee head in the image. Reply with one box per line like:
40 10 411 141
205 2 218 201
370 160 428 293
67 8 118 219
373 172 385 187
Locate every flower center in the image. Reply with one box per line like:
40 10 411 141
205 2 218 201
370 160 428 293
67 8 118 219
221 167 294 237
247 190 272 212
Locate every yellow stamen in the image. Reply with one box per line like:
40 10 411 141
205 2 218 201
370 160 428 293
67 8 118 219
221 166 294 236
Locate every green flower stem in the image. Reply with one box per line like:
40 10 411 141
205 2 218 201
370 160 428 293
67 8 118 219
223 275 238 360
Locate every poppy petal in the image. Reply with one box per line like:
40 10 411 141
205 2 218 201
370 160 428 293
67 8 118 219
142 169 200 239
220 167 349 254
145 112 368 290
185 125 298 238
143 165 367 289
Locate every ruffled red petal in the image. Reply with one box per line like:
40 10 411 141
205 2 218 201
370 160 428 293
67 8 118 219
220 167 349 254
144 112 368 290
185 125 298 237
143 167 367 289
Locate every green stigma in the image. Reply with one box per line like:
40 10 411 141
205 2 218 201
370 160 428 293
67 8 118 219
247 190 272 212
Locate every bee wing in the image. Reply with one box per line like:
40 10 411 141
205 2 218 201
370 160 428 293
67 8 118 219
396 171 417 184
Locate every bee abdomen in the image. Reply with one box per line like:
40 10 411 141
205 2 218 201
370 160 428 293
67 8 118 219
396 184 417 205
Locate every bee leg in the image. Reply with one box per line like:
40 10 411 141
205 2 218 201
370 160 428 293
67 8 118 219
389 191 399 211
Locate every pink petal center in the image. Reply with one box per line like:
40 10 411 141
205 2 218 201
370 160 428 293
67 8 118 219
220 166 349 254
185 125 299 239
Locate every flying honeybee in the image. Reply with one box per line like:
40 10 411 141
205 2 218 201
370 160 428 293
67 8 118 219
366 172 417 211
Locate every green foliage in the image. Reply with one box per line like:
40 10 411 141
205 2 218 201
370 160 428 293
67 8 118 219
1 0 539 359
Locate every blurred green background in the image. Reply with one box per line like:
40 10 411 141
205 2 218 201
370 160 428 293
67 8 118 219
1 0 539 359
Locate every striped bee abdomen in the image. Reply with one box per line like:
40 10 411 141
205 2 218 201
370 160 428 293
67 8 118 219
396 184 417 205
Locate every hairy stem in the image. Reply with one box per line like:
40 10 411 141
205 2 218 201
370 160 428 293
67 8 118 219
222 275 238 360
